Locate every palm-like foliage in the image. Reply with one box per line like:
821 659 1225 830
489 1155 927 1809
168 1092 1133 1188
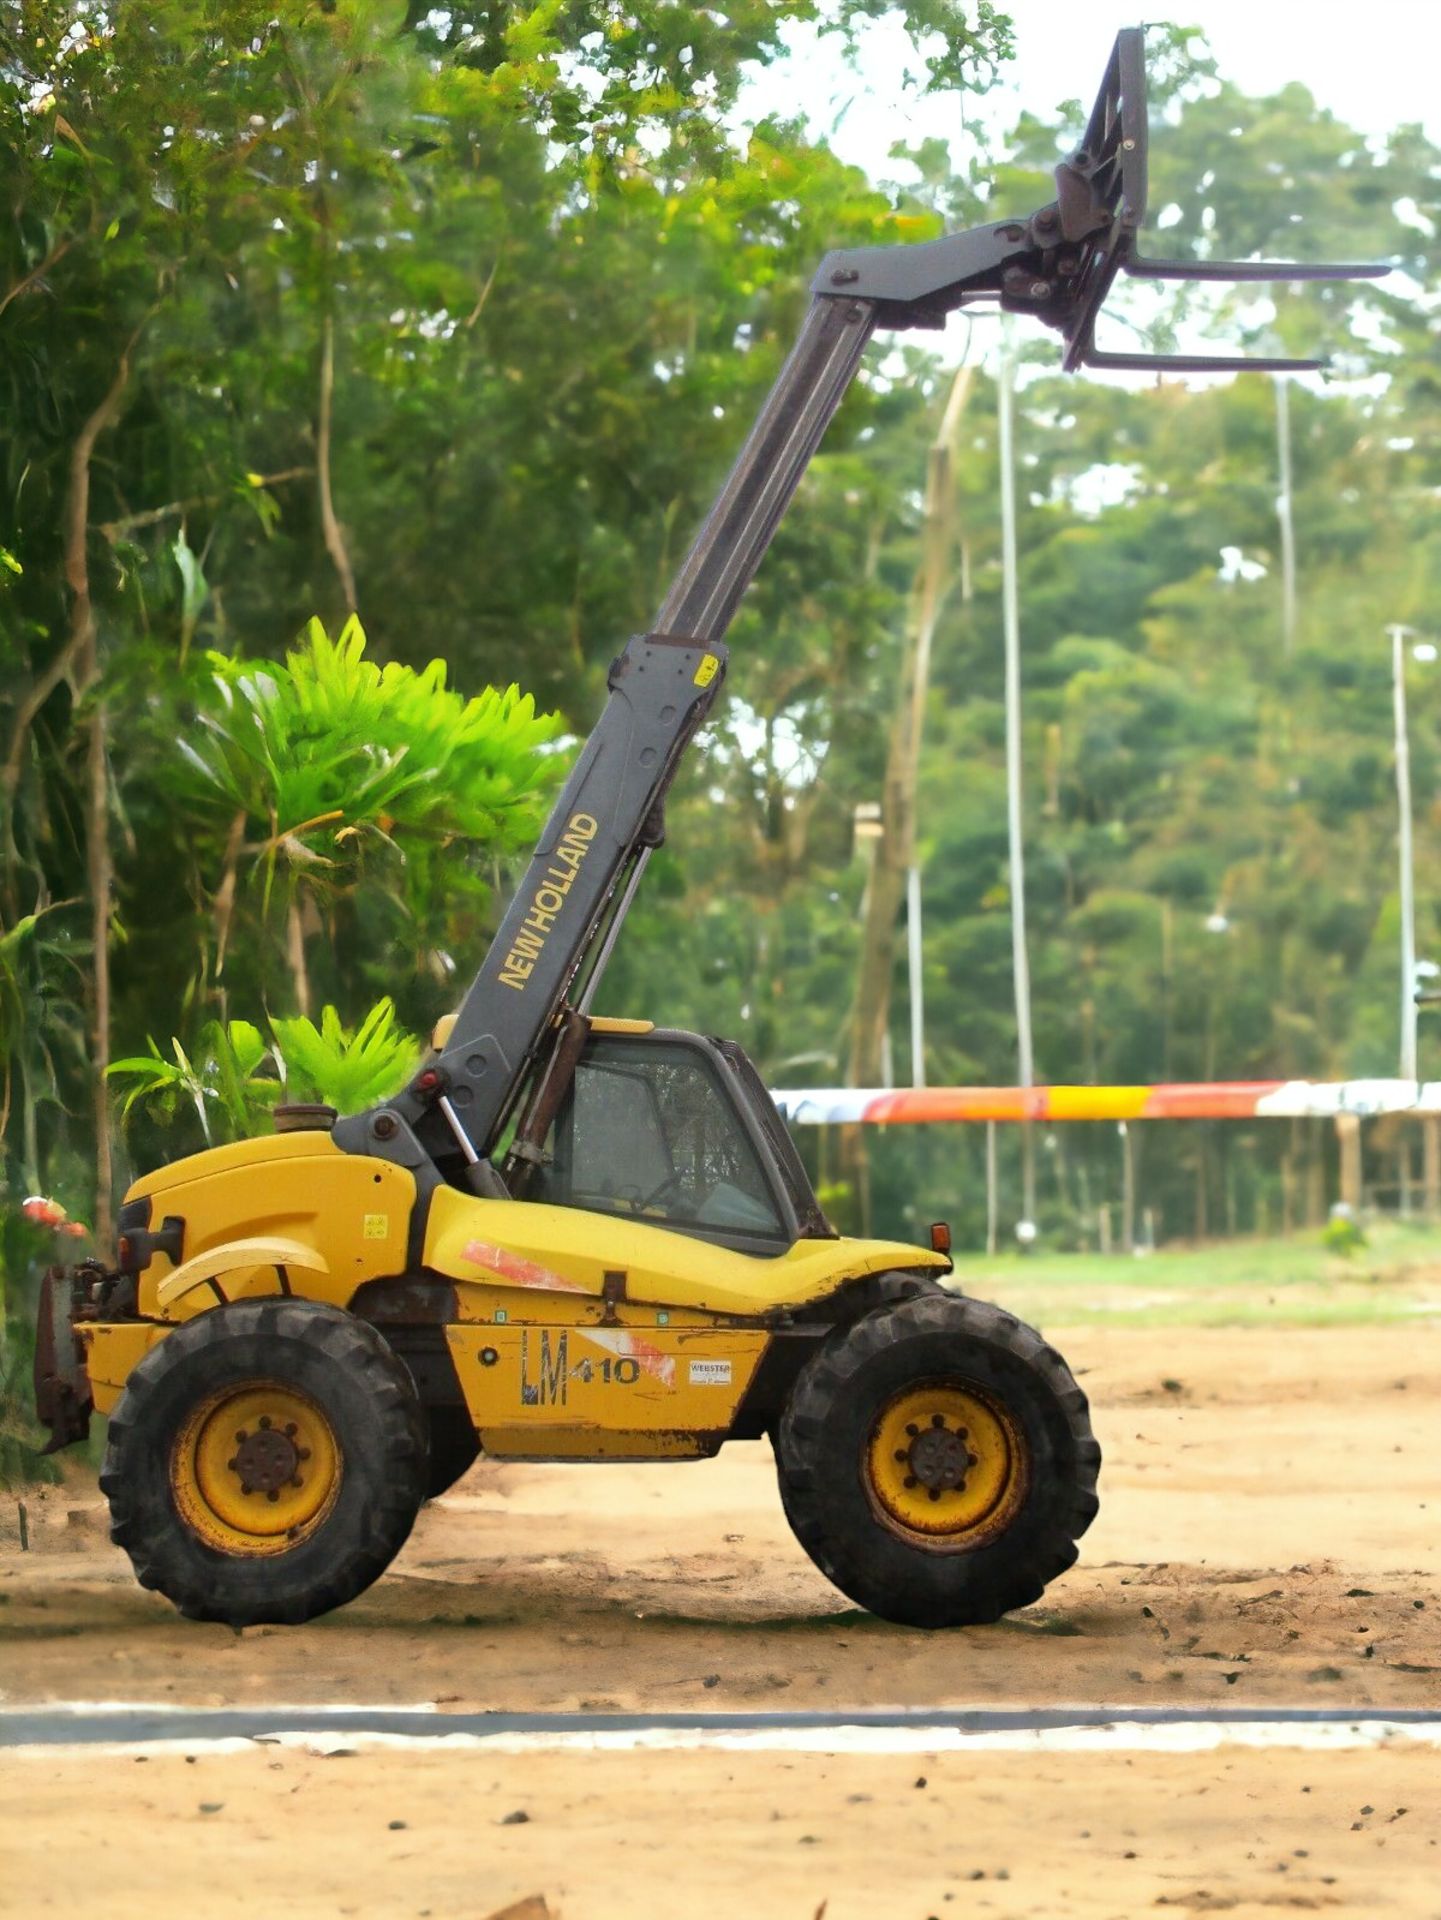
268 1000 420 1117
110 997 420 1149
110 1019 277 1145
167 618 565 1010
0 907 88 1187
180 617 562 863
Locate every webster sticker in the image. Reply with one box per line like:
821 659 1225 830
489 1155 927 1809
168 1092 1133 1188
689 1358 732 1387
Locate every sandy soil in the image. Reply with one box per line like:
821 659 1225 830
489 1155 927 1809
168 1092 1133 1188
4 1741 1438 1919
2 1327 1436 1714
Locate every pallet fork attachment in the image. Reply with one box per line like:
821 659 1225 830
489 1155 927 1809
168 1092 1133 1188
343 26 1387 1189
810 27 1386 370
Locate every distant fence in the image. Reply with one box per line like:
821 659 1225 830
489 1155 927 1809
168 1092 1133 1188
772 1081 1441 1246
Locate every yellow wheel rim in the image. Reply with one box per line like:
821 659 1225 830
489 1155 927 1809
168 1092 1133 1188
865 1380 1028 1550
169 1381 341 1557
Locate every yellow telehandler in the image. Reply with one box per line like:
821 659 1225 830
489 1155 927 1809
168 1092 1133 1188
36 28 1377 1628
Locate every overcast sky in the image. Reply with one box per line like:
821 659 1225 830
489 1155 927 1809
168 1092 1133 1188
738 3 1433 381
743 1 1440 180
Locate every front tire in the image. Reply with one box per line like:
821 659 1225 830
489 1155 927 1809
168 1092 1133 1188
775 1294 1099 1628
101 1300 427 1626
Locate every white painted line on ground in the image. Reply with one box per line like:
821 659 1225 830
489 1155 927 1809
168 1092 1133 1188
0 1699 442 1716
5 1721 1437 1761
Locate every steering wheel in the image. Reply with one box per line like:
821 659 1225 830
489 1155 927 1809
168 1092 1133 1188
599 1173 693 1214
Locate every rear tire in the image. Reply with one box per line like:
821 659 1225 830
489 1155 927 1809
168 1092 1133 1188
101 1300 427 1626
775 1294 1099 1628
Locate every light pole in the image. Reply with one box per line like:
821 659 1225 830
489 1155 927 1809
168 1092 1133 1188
998 327 1036 1235
1386 624 1430 1083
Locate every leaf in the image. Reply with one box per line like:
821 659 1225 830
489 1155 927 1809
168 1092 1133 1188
269 999 420 1114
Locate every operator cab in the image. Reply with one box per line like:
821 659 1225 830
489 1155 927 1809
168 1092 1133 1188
525 1024 835 1255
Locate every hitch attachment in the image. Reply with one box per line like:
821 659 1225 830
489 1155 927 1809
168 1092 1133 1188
34 1265 95 1451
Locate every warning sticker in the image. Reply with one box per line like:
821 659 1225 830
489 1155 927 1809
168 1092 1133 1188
689 1359 732 1387
362 1214 389 1240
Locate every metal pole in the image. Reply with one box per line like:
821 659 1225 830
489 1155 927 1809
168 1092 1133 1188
907 864 926 1087
998 332 1036 1225
1389 624 1418 1082
1275 376 1297 658
985 1120 998 1255
1120 1121 1135 1254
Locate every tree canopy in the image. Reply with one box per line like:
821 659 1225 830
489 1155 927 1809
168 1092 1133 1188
2 4 1438 1276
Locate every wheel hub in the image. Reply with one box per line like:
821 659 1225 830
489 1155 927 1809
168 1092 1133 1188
170 1381 340 1555
228 1417 309 1499
902 1415 978 1497
865 1380 1029 1545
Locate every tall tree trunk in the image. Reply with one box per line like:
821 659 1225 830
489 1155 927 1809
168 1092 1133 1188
317 312 358 612
86 707 113 1240
64 336 140 1241
287 893 312 1019
845 366 973 1088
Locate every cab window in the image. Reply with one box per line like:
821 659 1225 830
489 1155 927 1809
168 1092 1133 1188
539 1039 787 1245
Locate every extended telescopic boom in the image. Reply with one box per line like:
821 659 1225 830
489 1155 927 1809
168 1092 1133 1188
344 26 1386 1186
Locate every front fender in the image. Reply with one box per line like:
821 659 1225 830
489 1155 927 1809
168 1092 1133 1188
155 1235 330 1314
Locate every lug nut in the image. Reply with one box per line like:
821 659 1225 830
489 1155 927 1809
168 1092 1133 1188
285 1423 298 1436
258 1415 271 1430
931 1413 945 1428
297 1447 311 1462
267 1489 279 1503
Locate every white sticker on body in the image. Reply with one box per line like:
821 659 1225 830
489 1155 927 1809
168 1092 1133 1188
689 1359 733 1387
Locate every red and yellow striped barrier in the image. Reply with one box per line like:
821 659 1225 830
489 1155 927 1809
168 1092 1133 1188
771 1080 1441 1125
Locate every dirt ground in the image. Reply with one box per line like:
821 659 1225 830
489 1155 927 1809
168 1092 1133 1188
3 1326 1436 1714
0 1739 1437 1920
3 1323 1439 1920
